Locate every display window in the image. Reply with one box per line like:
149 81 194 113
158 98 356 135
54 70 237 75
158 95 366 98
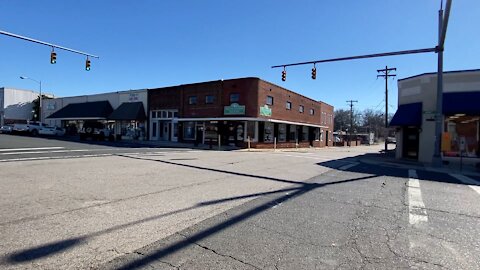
264 122 274 142
278 124 287 142
443 115 480 157
183 121 196 140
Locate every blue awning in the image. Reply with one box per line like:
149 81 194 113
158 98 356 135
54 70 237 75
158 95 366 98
443 92 480 115
389 102 422 127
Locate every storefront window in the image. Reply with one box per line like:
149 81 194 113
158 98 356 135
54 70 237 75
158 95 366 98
247 121 255 140
278 124 287 142
302 126 308 141
183 121 196 140
173 123 178 138
289 125 297 141
264 122 274 142
205 122 218 141
443 115 479 157
315 128 320 141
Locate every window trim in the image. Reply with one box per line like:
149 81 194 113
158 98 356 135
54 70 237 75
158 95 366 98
309 108 315 115
299 105 304 113
266 95 274 106
188 96 197 105
286 101 292 110
230 93 240 103
205 95 215 104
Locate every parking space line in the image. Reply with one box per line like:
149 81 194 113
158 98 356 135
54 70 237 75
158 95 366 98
0 147 64 152
407 169 428 225
0 148 124 155
0 153 114 162
450 174 480 195
338 162 359 171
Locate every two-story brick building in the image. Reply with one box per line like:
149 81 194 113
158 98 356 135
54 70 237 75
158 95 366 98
148 77 334 148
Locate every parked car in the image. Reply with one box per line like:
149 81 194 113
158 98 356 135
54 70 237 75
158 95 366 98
79 121 113 141
0 125 13 134
386 137 397 144
12 122 48 136
39 126 65 136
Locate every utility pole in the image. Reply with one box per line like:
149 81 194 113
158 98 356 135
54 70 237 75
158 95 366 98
346 100 358 147
377 66 396 154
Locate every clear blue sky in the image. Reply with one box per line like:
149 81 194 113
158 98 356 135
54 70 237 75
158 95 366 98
1 0 478 112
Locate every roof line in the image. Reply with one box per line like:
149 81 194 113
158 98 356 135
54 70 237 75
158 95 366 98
398 69 480 82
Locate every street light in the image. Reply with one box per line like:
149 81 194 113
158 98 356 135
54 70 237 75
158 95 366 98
20 76 42 123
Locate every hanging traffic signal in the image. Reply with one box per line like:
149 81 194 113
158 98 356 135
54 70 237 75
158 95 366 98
311 67 316 80
50 51 57 64
281 70 286 81
85 58 91 71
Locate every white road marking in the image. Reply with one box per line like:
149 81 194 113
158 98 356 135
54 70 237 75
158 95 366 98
0 153 114 162
450 174 480 195
338 162 359 171
407 169 428 225
0 147 64 152
0 148 119 155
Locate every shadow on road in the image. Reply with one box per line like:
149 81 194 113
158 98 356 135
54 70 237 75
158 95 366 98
318 152 480 186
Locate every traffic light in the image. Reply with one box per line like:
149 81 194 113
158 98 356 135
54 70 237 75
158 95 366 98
50 51 57 64
281 70 286 81
311 67 316 80
85 59 91 71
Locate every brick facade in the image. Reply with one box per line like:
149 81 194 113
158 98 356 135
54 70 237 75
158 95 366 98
148 77 334 148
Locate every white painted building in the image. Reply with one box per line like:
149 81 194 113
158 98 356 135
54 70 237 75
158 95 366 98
391 69 480 165
0 87 40 126
44 89 148 140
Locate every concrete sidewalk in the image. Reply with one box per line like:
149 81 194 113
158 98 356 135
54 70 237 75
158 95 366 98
358 152 480 178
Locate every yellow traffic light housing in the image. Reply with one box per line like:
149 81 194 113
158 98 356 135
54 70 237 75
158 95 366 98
85 58 91 71
311 67 316 80
50 51 57 64
281 70 286 81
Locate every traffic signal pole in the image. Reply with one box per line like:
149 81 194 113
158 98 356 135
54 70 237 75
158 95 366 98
0 30 99 59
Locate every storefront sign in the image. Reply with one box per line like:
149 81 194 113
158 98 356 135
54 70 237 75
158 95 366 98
128 93 139 102
224 103 245 115
260 105 272 116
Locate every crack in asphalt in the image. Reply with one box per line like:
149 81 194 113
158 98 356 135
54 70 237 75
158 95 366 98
176 232 262 270
419 206 480 220
413 259 449 269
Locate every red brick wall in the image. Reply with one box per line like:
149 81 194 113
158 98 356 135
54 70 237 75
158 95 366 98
257 80 322 126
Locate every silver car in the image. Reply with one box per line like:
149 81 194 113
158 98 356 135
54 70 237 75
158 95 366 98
0 125 13 134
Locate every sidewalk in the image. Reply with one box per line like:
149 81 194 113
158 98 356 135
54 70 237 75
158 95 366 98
358 151 480 178
126 139 240 151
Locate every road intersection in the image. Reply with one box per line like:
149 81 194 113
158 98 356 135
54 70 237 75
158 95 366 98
0 134 479 269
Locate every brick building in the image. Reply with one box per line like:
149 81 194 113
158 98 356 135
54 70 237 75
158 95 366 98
148 77 334 148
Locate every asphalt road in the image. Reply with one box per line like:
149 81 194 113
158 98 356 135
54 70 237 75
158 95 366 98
0 134 191 162
0 134 479 269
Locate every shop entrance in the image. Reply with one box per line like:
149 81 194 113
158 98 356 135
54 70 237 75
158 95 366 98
159 121 171 141
403 127 419 159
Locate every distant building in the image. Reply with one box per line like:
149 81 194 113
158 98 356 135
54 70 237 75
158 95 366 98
0 87 40 126
390 69 480 164
44 89 148 140
148 77 334 148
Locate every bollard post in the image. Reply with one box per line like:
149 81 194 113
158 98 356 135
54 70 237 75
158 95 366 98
296 138 298 149
248 136 251 151
218 134 221 150
274 137 277 151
